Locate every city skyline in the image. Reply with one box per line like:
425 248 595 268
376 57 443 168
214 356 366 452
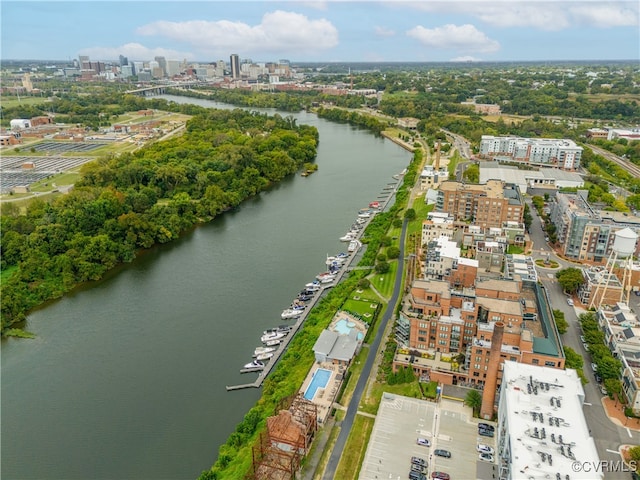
1 1 639 63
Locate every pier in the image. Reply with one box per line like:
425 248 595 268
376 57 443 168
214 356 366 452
225 173 403 391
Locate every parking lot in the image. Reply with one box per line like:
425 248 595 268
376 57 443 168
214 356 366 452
359 394 497 480
0 156 95 193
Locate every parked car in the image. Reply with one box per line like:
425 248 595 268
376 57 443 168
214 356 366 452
594 374 603 383
478 422 495 431
477 444 495 455
582 342 589 351
567 298 574 306
479 452 495 463
431 472 451 480
434 449 451 458
409 471 427 480
416 437 431 447
599 385 608 395
591 362 598 372
478 428 494 437
411 463 427 474
411 456 427 466
580 335 586 343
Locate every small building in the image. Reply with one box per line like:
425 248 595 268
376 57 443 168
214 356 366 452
312 329 360 366
10 119 31 130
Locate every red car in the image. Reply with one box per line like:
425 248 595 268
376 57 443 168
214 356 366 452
431 472 450 480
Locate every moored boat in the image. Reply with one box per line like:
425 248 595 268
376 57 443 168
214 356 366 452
281 309 302 320
265 339 282 347
348 239 362 253
243 360 265 369
339 232 358 242
256 352 274 361
254 346 277 356
261 331 286 343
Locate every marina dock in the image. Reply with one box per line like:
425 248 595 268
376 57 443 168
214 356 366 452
225 174 403 391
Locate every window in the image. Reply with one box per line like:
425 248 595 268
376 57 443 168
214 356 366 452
545 361 556 367
419 330 427 335
532 359 539 365
418 337 426 342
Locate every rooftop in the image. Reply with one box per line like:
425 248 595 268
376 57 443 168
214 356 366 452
500 361 601 480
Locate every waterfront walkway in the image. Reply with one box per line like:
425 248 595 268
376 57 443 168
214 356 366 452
225 174 404 391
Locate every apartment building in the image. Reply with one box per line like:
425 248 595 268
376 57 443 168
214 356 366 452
497 361 601 480
479 135 582 170
436 180 524 229
597 304 640 415
394 277 565 388
550 191 640 261
420 212 455 247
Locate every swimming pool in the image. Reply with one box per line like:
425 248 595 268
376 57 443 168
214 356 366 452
304 368 332 400
334 318 364 340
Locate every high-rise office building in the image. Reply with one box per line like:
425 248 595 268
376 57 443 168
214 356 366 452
154 56 167 77
119 55 128 66
230 54 240 79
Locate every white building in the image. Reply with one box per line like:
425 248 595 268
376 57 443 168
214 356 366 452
10 119 31 130
479 136 583 170
597 303 640 415
421 212 455 247
497 361 601 480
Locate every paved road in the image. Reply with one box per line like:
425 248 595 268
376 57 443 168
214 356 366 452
322 219 408 480
530 200 640 478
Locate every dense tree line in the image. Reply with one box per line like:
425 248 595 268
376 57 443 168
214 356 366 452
1 108 318 333
315 107 389 135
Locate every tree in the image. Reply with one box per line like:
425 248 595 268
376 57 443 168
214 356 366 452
465 389 482 417
553 309 568 334
375 261 390 274
386 246 400 259
628 446 640 471
556 267 584 293
404 208 416 221
357 278 371 289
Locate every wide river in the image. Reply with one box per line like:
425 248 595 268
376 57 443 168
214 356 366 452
1 96 411 480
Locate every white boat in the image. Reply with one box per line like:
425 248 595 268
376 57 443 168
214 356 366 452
265 339 282 347
340 232 357 242
243 360 264 369
316 271 336 280
254 346 276 356
318 275 335 284
256 352 274 361
261 331 286 343
305 280 321 289
357 211 372 218
356 217 367 225
281 309 302 319
348 240 362 253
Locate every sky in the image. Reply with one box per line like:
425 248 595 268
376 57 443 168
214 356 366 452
2 1 639 63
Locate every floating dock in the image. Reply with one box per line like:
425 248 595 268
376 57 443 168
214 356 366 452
225 181 400 391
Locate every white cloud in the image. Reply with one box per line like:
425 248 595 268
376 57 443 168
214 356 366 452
450 55 483 62
391 1 639 30
406 24 500 53
136 10 339 56
374 26 396 37
569 4 639 27
79 43 194 62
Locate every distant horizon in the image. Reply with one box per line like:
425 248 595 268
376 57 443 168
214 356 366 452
3 58 638 66
2 2 638 63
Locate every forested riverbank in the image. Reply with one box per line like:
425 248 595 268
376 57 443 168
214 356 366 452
1 106 318 334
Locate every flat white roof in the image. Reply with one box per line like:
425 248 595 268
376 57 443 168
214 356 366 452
500 362 601 479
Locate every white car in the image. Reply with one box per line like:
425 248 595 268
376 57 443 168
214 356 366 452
479 452 495 463
567 298 574 306
477 444 495 455
416 437 431 447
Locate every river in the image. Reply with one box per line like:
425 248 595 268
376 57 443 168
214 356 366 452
1 96 411 480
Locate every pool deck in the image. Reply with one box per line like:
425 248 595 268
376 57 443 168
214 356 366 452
299 361 346 424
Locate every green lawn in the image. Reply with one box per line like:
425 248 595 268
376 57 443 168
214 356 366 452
341 296 379 319
0 96 50 109
369 259 398 299
333 415 375 480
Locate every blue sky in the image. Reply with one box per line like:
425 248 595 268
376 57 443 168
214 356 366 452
2 1 639 63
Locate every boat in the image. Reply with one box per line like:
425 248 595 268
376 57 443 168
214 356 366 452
348 240 362 253
369 201 380 209
305 281 321 289
357 211 372 218
254 346 277 356
297 294 312 302
261 331 286 343
340 232 357 242
356 217 367 225
318 275 335 284
316 271 336 280
265 339 282 347
281 309 302 320
243 360 264 369
256 352 274 361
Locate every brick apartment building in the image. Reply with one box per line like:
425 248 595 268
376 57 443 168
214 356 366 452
435 180 524 229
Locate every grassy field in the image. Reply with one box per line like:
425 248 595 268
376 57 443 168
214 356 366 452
483 113 528 124
369 259 398 299
333 415 375 480
341 296 379 319
0 96 51 109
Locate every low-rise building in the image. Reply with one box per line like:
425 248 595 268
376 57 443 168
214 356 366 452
479 135 582 170
497 361 601 480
